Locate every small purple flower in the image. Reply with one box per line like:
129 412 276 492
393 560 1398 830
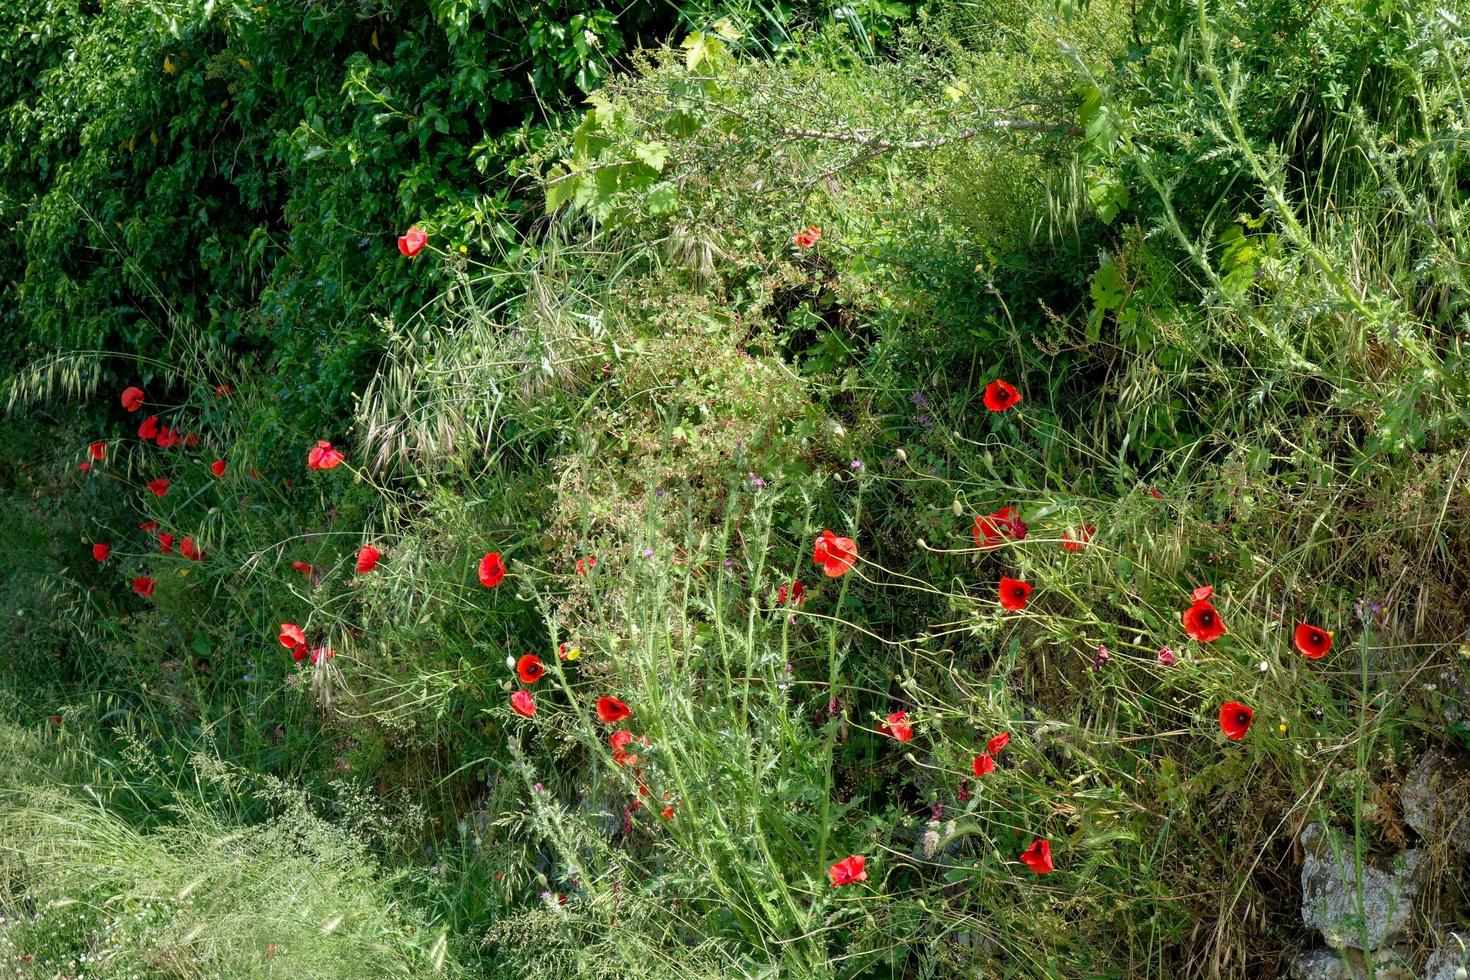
827 696 839 718
1158 646 1176 667
916 413 934 429
748 472 765 488
930 800 943 821
723 558 735 569
534 782 544 792
909 391 928 407
1091 644 1110 670
655 488 667 498
850 459 863 471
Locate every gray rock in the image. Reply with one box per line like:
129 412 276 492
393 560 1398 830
1289 947 1415 980
1424 932 1470 980
1299 822 1423 951
1290 948 1355 980
1401 752 1470 852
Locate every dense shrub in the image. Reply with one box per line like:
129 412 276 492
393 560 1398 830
2 0 1469 976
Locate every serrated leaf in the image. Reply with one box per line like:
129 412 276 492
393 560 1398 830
633 142 669 172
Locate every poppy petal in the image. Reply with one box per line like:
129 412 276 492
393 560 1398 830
596 696 631 724
478 552 506 588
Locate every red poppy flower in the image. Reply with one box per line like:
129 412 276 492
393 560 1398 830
138 416 160 440
155 427 181 449
776 580 806 607
596 696 631 724
1219 701 1253 740
813 529 858 578
1019 838 1054 874
88 441 107 461
879 709 913 743
158 532 174 554
139 520 158 532
998 576 1032 611
1294 623 1332 659
1061 525 1095 552
398 226 427 257
793 226 822 249
214 385 234 397
183 432 200 448
972 752 995 777
1182 599 1226 642
1148 486 1164 499
355 545 381 574
307 440 345 470
1192 585 1214 601
516 654 545 684
973 507 1027 549
279 623 305 649
121 386 145 412
180 536 202 561
827 854 867 887
92 543 110 562
50 715 62 725
510 690 536 718
210 459 226 478
575 555 597 577
146 478 169 497
983 379 1022 412
987 732 1011 755
610 730 641 765
292 643 309 662
309 645 334 665
290 560 314 577
79 462 91 472
133 576 155 597
661 805 675 821
478 552 506 588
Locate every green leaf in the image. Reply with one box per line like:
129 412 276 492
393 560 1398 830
544 170 579 213
645 182 678 215
633 142 669 172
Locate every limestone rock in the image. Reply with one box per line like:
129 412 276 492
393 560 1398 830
1299 822 1423 951
1288 947 1414 980
1424 932 1470 980
1401 752 1470 853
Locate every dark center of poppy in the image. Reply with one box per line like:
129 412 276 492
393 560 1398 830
1308 632 1324 647
1234 710 1250 726
1198 610 1215 626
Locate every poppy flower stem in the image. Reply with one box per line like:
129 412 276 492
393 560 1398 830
815 495 861 874
1349 618 1377 954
